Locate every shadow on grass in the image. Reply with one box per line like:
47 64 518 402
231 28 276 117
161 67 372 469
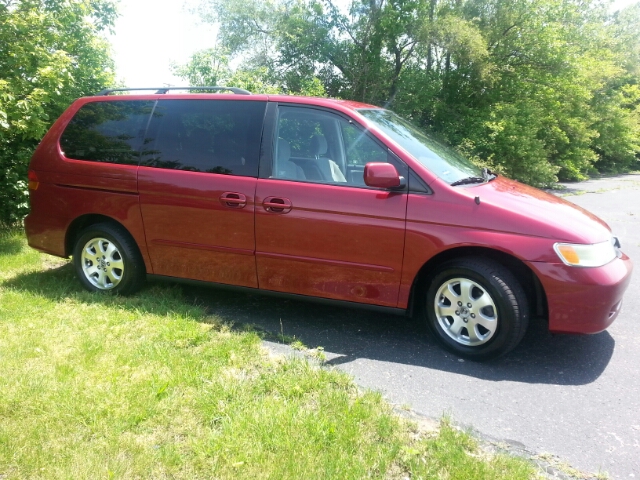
2 264 215 321
181 284 615 387
5 265 616 386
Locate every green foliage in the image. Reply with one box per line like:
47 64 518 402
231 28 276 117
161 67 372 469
0 0 117 226
172 47 326 96
195 0 640 186
171 48 232 87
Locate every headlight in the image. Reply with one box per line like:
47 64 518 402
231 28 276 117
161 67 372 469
553 239 617 267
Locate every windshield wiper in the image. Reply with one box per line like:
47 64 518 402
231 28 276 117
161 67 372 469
450 176 485 186
450 168 497 186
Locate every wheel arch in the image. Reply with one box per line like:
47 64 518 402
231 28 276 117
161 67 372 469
408 246 547 321
65 214 138 258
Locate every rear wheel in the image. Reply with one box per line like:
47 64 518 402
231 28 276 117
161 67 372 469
73 223 145 295
424 258 529 360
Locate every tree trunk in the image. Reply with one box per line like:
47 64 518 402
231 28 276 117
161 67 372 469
426 0 436 71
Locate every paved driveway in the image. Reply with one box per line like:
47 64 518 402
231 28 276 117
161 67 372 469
190 173 640 478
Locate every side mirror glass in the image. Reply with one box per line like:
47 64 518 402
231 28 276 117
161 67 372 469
364 162 406 189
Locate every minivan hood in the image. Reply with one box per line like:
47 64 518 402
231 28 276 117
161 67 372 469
462 176 611 244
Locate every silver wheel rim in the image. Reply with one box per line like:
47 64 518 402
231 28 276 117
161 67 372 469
434 277 498 347
80 237 125 290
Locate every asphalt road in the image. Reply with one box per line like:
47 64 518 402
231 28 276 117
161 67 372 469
186 173 640 478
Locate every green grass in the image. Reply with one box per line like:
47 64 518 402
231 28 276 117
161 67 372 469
0 230 537 479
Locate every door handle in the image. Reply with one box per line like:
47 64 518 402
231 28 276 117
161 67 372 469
220 192 247 208
263 196 292 214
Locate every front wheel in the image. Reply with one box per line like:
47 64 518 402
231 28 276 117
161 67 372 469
424 258 529 360
73 223 145 295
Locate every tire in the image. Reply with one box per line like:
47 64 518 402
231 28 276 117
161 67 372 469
72 223 145 295
424 258 529 361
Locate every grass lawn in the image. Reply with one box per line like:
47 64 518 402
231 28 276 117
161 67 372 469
0 230 537 479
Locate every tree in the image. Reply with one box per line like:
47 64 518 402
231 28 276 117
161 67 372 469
171 47 325 96
590 2 640 174
195 0 640 186
0 0 117 226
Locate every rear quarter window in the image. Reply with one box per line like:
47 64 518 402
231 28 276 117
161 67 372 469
60 101 155 165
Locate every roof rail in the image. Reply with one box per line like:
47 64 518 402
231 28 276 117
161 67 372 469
95 86 252 96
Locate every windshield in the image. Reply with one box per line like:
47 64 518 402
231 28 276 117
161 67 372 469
357 108 483 184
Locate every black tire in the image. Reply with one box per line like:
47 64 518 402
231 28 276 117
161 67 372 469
424 258 529 361
72 223 145 295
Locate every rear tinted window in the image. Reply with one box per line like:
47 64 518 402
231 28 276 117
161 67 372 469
60 101 154 164
141 100 266 176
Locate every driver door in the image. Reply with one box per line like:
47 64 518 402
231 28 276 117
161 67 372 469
254 105 408 307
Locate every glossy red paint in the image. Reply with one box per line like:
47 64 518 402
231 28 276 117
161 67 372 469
255 178 406 306
528 254 632 333
138 167 258 287
397 176 628 329
270 95 374 111
24 91 633 342
364 162 402 189
24 162 152 271
462 176 611 243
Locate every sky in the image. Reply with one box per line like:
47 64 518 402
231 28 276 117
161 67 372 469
109 0 217 88
109 0 640 90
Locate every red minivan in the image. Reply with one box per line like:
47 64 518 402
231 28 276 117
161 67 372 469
25 87 633 359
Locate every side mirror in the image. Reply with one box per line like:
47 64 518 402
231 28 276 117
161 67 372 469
364 162 406 189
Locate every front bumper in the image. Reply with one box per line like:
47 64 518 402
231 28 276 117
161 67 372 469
528 255 633 334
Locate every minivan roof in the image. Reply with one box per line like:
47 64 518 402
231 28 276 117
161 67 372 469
90 87 378 112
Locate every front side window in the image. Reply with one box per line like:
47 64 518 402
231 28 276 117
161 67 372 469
274 106 393 186
141 100 266 177
60 101 154 165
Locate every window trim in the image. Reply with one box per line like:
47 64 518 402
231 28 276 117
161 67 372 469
262 103 409 192
258 102 278 179
59 99 156 166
